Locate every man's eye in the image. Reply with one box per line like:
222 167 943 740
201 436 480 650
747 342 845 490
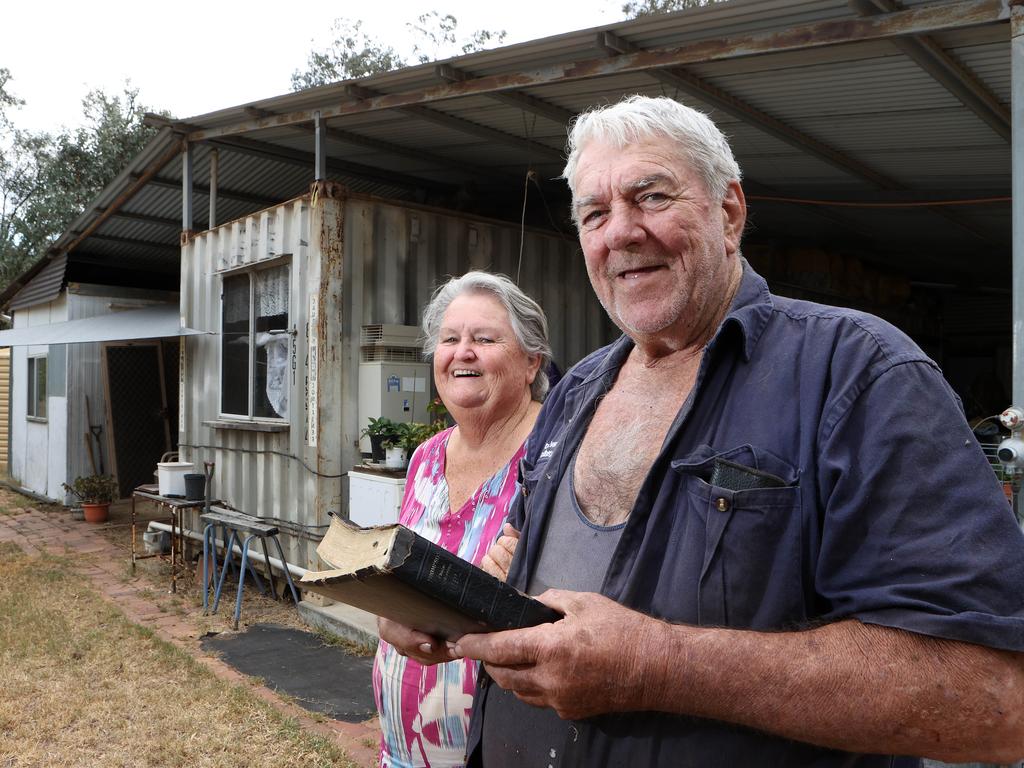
581 209 607 227
639 192 667 205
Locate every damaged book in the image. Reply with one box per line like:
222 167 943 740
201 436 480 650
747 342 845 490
300 514 562 641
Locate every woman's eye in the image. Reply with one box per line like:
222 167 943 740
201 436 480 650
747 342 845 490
476 337 494 344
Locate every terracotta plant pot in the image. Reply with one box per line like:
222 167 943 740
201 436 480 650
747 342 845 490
81 502 110 523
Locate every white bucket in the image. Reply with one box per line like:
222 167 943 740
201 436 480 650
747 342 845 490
157 461 194 497
142 529 170 555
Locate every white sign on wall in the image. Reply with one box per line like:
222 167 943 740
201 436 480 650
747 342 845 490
307 295 319 448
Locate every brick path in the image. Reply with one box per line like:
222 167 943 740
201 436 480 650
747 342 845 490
0 506 379 768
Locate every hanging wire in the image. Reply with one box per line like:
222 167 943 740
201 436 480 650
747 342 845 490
517 170 532 284
516 110 540 284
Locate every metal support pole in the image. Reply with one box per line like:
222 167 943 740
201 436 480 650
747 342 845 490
314 111 327 181
181 143 194 232
208 148 219 229
1013 2 1024 523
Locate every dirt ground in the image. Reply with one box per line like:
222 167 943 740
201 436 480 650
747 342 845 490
0 487 380 768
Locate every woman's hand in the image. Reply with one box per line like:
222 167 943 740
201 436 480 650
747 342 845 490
481 523 520 582
378 617 452 665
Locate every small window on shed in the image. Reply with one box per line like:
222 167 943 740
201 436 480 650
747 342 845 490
27 355 47 420
221 263 290 419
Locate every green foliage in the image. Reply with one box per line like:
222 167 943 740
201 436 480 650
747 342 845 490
622 0 714 17
61 474 119 504
291 13 507 90
382 402 449 453
360 416 402 440
0 73 161 289
290 19 405 89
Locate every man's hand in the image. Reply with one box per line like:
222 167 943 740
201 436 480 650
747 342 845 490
452 589 665 720
378 617 453 665
480 523 520 581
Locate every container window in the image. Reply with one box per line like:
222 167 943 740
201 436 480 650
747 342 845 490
220 263 290 420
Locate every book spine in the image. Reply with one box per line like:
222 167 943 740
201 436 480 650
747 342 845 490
391 527 560 631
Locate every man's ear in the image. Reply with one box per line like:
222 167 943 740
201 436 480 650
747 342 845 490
721 180 747 257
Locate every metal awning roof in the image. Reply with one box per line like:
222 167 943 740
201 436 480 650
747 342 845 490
0 305 211 346
0 0 1012 309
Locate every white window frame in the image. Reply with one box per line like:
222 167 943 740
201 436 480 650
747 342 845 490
26 354 47 421
219 258 292 423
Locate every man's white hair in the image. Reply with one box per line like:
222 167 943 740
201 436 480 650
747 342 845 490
561 95 742 208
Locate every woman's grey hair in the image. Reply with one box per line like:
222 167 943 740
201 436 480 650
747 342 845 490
422 271 552 401
561 95 742 214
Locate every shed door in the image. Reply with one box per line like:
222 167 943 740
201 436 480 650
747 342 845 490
102 341 175 499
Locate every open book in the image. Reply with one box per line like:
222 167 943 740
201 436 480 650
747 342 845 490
300 515 561 641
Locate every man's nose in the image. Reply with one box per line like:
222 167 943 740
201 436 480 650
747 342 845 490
604 204 646 251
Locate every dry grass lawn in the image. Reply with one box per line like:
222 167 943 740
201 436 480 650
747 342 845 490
0 541 358 768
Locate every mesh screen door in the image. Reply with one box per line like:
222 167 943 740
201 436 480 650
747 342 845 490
102 342 174 499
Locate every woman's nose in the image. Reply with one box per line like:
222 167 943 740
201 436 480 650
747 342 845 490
454 339 476 359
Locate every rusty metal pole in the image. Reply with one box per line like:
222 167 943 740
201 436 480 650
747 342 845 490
181 142 194 239
314 111 327 181
209 148 219 229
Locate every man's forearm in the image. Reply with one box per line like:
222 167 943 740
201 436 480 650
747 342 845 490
641 618 1024 763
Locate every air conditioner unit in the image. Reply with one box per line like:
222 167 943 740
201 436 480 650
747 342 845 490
357 324 431 456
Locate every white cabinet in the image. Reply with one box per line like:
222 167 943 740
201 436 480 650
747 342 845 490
348 469 406 527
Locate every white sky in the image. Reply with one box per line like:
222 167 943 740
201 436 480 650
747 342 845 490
3 0 624 134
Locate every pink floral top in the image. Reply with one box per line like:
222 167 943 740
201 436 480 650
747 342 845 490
372 427 526 768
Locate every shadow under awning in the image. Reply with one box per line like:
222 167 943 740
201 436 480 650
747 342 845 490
0 305 211 346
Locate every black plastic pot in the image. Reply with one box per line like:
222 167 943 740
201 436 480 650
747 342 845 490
369 434 386 463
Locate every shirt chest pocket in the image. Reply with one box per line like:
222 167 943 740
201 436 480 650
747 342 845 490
671 445 805 630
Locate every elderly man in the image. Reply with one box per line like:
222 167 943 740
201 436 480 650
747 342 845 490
453 95 1024 767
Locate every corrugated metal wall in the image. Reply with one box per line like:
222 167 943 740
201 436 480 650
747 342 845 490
344 197 614 371
180 197 321 568
180 190 616 569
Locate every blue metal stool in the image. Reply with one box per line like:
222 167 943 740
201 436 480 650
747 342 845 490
200 509 300 629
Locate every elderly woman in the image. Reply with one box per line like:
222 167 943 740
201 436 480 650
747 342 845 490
372 271 551 768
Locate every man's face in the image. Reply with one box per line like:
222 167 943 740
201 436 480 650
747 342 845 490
572 138 745 342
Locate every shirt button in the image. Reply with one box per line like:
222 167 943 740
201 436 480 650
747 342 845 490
716 497 730 512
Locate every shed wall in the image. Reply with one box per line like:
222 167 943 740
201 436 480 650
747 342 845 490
10 297 68 498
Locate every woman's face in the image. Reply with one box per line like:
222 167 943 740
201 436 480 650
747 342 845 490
433 292 540 416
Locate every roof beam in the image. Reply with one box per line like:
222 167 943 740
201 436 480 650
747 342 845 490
75 233 180 253
345 84 564 164
600 31 903 190
849 0 1010 142
242 106 512 182
435 63 575 126
208 133 455 191
185 0 1007 143
139 175 286 209
98 209 182 229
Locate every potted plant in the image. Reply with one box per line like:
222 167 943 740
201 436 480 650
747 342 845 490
62 474 119 523
383 420 446 470
361 417 401 463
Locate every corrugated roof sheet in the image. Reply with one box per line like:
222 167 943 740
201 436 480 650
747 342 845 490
0 0 1013 309
8 254 67 311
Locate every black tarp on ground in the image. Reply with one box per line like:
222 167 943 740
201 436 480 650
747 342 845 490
201 623 376 723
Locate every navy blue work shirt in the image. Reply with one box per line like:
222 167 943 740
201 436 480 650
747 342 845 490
467 263 1024 767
